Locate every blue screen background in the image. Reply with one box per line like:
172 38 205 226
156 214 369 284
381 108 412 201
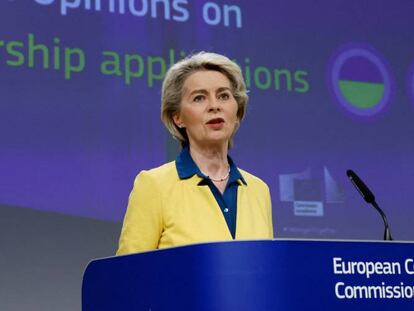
1 0 413 240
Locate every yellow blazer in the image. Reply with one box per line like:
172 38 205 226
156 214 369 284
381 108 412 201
116 161 273 255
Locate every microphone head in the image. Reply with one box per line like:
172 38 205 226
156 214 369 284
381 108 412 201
346 169 376 204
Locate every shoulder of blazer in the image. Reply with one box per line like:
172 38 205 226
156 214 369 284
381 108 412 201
137 161 179 185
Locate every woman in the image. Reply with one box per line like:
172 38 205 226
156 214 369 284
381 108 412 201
116 52 273 255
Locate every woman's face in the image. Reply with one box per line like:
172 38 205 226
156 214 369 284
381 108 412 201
173 70 239 149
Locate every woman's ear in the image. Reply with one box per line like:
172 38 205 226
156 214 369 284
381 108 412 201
173 113 184 128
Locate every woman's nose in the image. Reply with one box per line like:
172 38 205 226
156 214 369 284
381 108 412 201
208 97 220 111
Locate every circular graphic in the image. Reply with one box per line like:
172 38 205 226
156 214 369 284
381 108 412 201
329 45 391 116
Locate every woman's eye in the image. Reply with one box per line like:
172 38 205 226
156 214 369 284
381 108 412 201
218 93 230 100
193 95 205 102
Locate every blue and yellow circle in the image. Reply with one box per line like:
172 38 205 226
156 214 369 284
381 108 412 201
329 45 391 116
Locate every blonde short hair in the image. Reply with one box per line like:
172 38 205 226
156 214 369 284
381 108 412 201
161 52 248 147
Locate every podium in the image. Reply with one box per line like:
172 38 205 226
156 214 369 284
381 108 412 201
82 240 414 310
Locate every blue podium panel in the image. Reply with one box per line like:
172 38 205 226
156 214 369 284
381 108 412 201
82 240 414 310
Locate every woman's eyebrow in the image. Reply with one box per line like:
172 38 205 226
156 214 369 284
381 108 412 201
188 89 208 96
216 87 231 93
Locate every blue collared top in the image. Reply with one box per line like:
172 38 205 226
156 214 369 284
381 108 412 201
175 146 247 239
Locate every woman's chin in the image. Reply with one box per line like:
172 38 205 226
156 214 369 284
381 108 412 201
204 136 231 147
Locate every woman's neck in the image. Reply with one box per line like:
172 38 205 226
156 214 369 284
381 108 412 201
189 144 229 179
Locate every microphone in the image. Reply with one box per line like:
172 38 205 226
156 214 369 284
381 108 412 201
346 169 393 241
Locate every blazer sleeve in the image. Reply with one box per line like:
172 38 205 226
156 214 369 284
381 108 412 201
265 184 274 238
116 171 163 255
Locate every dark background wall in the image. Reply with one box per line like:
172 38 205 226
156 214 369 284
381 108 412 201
0 205 120 310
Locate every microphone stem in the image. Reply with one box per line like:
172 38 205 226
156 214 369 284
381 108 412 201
372 201 393 241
